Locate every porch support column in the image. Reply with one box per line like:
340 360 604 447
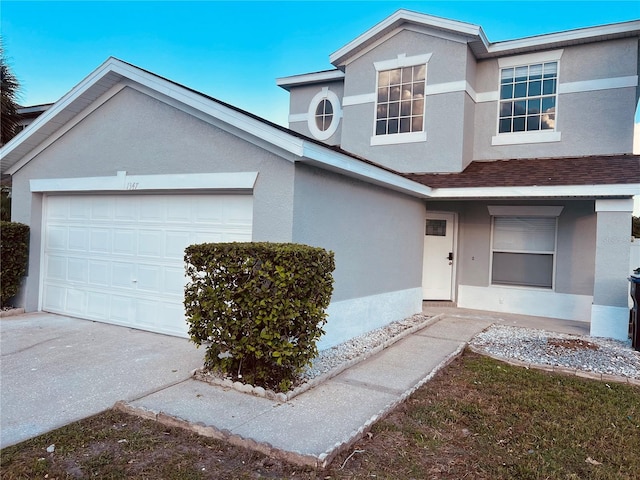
590 198 633 340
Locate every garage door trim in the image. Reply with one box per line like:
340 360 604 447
31 171 258 193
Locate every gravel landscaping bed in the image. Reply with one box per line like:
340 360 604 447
300 313 434 381
196 314 640 399
470 324 640 380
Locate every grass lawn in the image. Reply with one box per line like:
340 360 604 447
2 350 639 479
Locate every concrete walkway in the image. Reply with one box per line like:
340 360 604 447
1 307 591 465
119 310 591 468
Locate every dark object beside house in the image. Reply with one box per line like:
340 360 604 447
629 273 640 351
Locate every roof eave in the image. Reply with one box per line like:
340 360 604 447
429 184 640 199
276 70 345 91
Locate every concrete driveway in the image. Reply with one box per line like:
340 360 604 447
1 312 204 448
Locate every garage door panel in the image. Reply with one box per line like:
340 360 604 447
43 285 65 310
139 198 163 222
115 197 137 220
138 231 163 257
90 229 111 253
66 289 86 315
86 292 109 319
68 227 89 251
165 231 191 259
136 265 162 292
113 230 136 255
69 199 90 220
43 193 253 337
164 266 187 293
88 260 110 286
90 197 111 220
111 262 135 288
46 255 67 280
110 295 134 322
47 196 69 219
46 226 68 250
67 258 88 283
166 198 191 223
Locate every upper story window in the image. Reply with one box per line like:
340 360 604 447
492 50 563 146
499 62 558 134
315 99 334 132
375 65 425 136
307 88 342 141
371 53 431 146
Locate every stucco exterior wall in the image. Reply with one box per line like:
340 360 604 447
445 199 597 321
427 199 597 296
286 80 344 145
284 33 637 170
11 86 297 310
473 38 638 160
292 163 425 347
339 29 472 173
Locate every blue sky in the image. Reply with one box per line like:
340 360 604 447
2 0 639 127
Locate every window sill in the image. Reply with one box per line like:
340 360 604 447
370 131 427 146
490 283 554 291
491 131 561 146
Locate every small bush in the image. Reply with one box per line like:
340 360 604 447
1 221 29 307
184 242 335 391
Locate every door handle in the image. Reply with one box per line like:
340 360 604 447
447 252 454 261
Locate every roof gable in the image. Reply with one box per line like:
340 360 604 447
330 9 486 67
329 9 640 67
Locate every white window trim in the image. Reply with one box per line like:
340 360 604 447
491 130 562 146
371 53 431 146
371 130 427 146
487 205 564 217
307 87 342 141
488 208 562 290
498 49 564 68
373 52 432 71
494 49 563 146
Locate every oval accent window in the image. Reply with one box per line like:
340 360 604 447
307 88 341 141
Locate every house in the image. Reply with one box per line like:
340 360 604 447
1 10 638 349
16 104 53 133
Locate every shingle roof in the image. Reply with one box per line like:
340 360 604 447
403 155 640 189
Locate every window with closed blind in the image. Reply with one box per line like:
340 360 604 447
491 216 557 288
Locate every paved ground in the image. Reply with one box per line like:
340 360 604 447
1 307 591 465
120 309 591 467
0 313 204 448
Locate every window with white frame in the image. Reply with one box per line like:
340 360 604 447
491 216 557 288
314 99 334 132
371 53 431 146
498 61 558 134
375 64 425 136
307 88 341 141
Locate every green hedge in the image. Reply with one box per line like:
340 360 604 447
184 242 335 392
1 221 29 307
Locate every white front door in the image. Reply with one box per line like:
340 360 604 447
422 212 456 300
42 193 253 337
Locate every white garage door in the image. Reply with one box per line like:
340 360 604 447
42 194 253 336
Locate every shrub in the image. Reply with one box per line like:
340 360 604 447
1 221 29 307
184 242 335 392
